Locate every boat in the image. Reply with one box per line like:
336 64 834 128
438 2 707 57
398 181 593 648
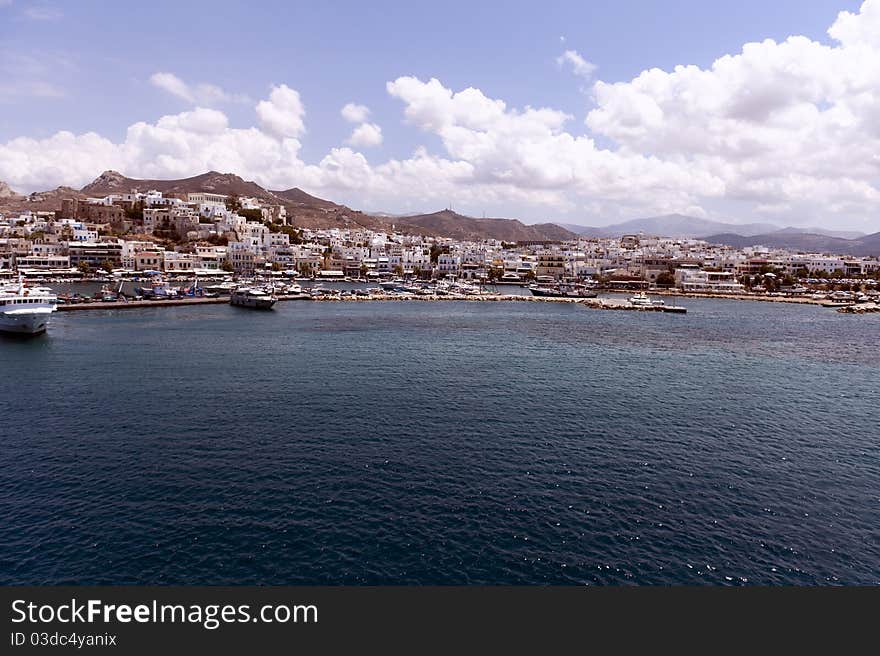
0 277 58 335
205 280 237 295
380 278 405 290
529 281 598 298
230 287 277 309
628 291 653 306
135 274 179 300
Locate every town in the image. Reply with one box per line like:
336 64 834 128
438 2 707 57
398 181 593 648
1 186 879 303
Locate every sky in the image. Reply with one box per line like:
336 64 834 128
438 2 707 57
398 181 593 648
1 0 878 230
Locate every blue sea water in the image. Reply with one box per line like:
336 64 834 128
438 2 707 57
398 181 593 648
1 297 878 584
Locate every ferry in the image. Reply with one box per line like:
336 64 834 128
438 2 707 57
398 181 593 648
0 278 58 335
230 287 277 310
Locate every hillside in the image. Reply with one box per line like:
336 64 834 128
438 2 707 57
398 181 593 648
0 184 88 213
0 181 22 200
397 210 577 242
77 170 393 231
705 231 880 256
81 170 276 201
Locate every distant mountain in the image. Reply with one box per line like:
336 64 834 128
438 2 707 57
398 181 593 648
397 210 577 242
705 231 880 256
562 214 781 238
768 226 866 240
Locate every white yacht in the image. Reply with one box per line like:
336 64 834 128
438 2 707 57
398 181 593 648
0 278 58 335
628 291 652 306
230 287 277 310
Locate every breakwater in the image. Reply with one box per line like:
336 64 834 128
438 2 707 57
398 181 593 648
57 293 684 312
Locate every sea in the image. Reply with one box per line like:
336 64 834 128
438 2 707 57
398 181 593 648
1 290 878 585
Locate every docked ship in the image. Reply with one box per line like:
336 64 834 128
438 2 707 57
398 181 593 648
230 287 277 310
0 278 58 335
528 281 598 298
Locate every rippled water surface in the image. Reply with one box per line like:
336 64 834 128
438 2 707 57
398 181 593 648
1 298 878 584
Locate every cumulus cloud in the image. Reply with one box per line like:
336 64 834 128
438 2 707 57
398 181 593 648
256 84 306 139
150 72 248 106
556 49 597 79
3 0 880 227
347 123 383 147
582 0 880 219
341 102 370 123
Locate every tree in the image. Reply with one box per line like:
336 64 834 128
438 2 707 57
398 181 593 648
77 261 92 275
430 244 449 263
393 264 404 276
655 271 676 288
238 208 263 223
100 259 115 273
124 200 144 223
359 264 368 279
225 195 242 212
487 266 504 281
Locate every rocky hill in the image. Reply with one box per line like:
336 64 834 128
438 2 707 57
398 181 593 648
396 209 577 242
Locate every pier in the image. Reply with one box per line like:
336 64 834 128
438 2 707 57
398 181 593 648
57 293 686 312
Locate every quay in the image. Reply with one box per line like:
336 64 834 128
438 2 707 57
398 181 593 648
57 293 685 312
57 294 312 311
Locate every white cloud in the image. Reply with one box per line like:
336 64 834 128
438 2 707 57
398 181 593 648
0 80 63 101
255 84 306 139
556 49 597 79
149 72 248 106
341 103 370 123
581 0 880 219
347 123 383 147
22 5 61 20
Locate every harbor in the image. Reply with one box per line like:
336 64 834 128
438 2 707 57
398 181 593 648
54 289 687 312
4 294 878 586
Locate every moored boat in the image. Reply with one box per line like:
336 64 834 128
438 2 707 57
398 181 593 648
529 281 598 298
0 278 58 335
230 287 277 310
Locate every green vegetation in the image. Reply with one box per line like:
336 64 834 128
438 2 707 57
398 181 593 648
225 195 242 212
267 222 304 242
124 200 144 222
238 208 263 222
655 271 676 288
430 244 449 263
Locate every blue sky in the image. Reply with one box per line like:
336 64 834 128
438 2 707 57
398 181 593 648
1 0 878 229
